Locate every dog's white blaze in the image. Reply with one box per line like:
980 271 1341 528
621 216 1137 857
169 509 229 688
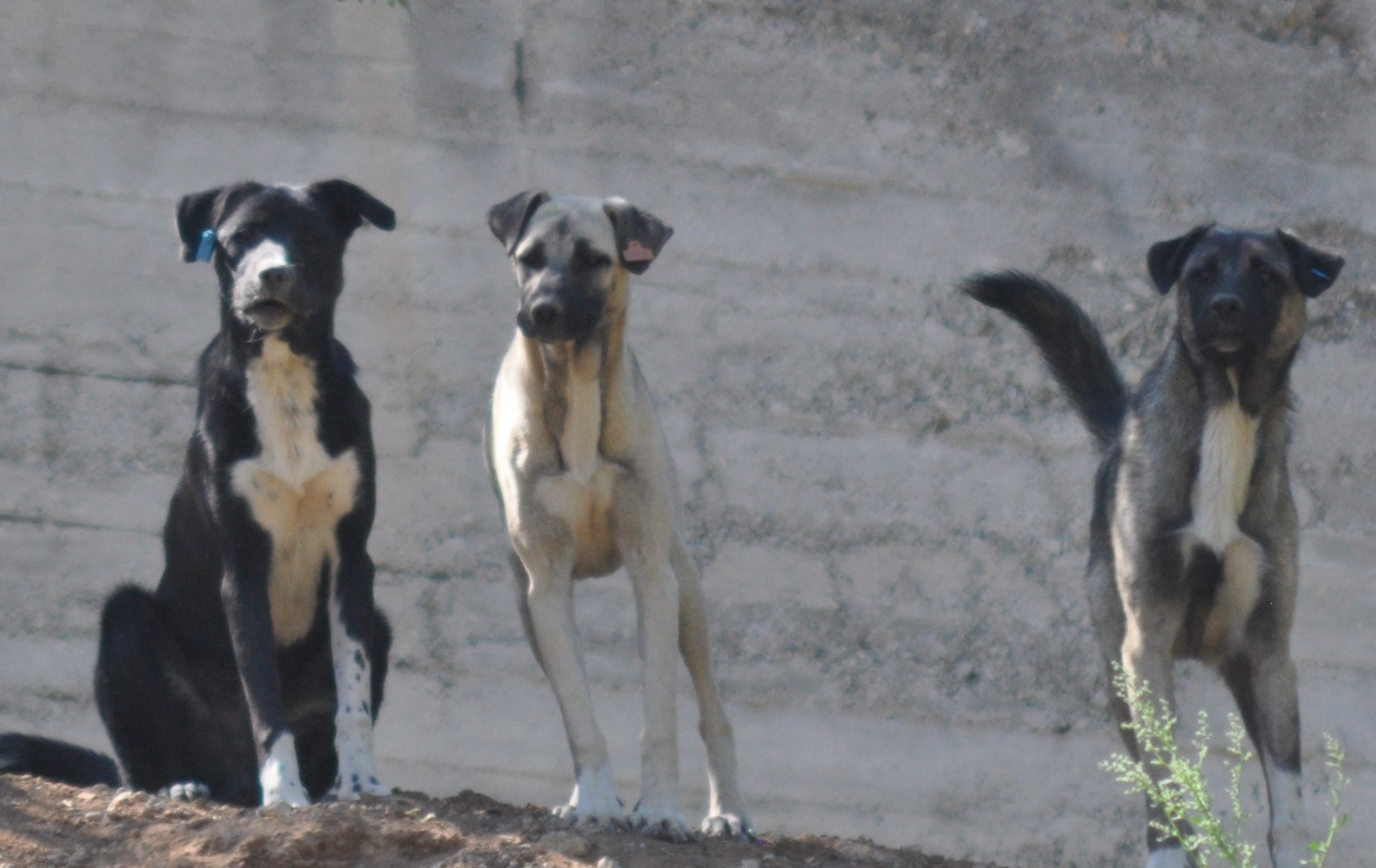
1191 396 1258 553
260 732 309 806
234 240 291 307
328 597 384 799
1189 388 1263 658
230 337 359 645
560 346 602 485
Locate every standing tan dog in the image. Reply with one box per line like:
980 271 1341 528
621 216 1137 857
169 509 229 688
963 225 1343 868
484 191 753 841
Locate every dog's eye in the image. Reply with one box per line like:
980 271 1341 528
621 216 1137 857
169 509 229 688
1251 260 1281 287
1189 263 1217 283
519 248 546 270
578 250 613 270
233 226 262 247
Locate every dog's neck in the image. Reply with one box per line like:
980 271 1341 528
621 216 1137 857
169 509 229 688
1178 330 1296 418
219 295 337 364
1175 334 1296 555
525 272 631 483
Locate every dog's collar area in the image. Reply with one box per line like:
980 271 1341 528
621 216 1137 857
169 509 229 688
196 229 216 263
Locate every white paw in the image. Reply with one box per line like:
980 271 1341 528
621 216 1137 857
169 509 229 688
553 767 625 830
331 711 387 801
260 734 310 807
161 781 211 802
701 811 757 841
331 769 388 800
631 803 694 842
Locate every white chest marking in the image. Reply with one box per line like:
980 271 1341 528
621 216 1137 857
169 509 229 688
230 338 359 646
1191 396 1258 553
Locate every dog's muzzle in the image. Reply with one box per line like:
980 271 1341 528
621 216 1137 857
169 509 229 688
516 291 602 344
236 266 307 332
1198 292 1249 354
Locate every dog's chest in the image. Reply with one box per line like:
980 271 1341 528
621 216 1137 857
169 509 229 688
229 338 359 646
534 463 622 578
1190 397 1259 553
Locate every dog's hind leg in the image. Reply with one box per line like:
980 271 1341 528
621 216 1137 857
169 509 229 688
1222 651 1306 868
515 543 625 830
95 586 259 805
671 537 753 839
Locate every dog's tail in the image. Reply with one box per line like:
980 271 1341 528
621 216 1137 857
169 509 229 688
962 271 1128 451
0 733 120 788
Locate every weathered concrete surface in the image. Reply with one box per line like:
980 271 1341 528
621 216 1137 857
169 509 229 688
1 2 1374 865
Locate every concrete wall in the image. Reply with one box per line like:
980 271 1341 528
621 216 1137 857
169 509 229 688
0 2 1372 865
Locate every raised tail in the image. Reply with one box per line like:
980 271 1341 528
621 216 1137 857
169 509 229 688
0 733 120 788
961 271 1128 451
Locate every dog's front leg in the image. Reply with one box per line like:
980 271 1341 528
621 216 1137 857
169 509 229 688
517 542 625 829
1116 533 1193 868
670 537 753 839
328 532 387 800
623 545 691 842
222 533 309 807
1223 644 1306 868
1121 619 1195 868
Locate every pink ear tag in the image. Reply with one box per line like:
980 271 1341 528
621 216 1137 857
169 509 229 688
622 240 655 263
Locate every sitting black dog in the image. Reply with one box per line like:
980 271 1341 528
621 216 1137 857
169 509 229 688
1 180 395 806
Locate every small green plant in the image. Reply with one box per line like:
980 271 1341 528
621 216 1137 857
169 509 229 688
1101 668 1349 867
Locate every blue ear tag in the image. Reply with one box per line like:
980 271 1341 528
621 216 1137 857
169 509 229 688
195 229 216 262
1311 267 1330 280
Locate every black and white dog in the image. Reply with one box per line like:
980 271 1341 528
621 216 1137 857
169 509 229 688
0 180 396 807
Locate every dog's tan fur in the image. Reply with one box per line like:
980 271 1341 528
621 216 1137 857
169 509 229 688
486 193 751 842
230 336 361 646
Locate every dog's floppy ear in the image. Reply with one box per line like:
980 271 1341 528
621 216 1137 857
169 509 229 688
603 199 674 276
1277 229 1344 298
307 179 397 237
488 190 550 254
176 183 265 263
1146 223 1215 294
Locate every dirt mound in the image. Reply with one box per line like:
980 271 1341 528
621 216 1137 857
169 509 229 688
0 776 1002 868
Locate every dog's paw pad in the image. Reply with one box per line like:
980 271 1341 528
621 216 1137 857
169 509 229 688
631 808 694 843
553 804 628 831
162 781 211 802
701 813 758 842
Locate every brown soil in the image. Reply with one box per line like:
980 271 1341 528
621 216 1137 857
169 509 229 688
0 776 1003 868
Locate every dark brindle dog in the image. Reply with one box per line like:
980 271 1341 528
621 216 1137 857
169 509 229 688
963 225 1343 868
0 180 396 807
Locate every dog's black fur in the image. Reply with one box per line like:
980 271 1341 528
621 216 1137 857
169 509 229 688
964 225 1344 867
1 180 395 806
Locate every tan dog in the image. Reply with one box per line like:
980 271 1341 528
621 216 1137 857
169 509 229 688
483 191 753 841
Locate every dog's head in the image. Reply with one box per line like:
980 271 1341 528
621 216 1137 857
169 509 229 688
176 180 395 337
487 191 673 343
1147 224 1344 365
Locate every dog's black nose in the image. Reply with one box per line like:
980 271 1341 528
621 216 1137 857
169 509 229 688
259 265 296 294
1210 294 1243 320
529 299 563 328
